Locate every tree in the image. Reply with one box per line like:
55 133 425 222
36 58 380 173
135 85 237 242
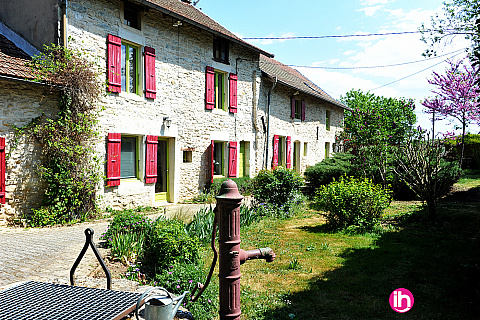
393 139 462 219
419 0 480 57
422 59 480 167
341 89 417 147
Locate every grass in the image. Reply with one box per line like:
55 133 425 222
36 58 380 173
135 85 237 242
227 173 480 320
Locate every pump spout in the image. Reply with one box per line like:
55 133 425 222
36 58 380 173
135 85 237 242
239 247 276 264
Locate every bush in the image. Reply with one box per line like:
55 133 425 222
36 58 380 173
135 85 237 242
189 177 252 203
185 206 215 244
304 152 355 189
252 167 304 205
315 176 391 233
142 219 200 272
101 210 151 246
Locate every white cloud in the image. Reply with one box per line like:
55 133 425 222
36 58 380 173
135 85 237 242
358 5 384 17
343 50 356 56
360 0 392 5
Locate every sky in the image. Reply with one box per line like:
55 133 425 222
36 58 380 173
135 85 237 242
194 0 478 137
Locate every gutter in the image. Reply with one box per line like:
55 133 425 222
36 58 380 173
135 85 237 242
0 75 51 88
264 76 277 169
131 0 274 58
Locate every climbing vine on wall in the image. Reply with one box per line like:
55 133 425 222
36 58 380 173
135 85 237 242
23 44 103 226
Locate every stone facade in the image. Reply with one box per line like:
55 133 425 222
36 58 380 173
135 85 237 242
0 80 59 223
0 0 346 222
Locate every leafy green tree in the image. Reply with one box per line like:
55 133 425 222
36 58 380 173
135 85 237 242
341 89 416 147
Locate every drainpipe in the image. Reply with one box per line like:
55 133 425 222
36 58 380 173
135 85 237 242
264 76 277 169
61 0 68 47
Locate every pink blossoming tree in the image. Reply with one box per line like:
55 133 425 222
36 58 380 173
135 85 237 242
422 58 480 167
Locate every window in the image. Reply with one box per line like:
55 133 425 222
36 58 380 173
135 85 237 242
272 135 292 169
121 136 137 178
121 43 139 94
325 142 330 159
291 98 305 121
183 150 193 163
326 110 331 131
213 37 229 64
107 34 156 98
215 71 226 110
0 137 5 204
213 142 224 176
205 67 237 112
303 142 308 157
123 1 141 30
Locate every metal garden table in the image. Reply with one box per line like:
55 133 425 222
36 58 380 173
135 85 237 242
0 281 143 320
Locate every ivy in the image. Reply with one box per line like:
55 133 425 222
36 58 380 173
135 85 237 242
15 44 104 226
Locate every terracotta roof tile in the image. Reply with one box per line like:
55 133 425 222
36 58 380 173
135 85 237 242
0 34 36 80
259 55 348 110
137 0 273 57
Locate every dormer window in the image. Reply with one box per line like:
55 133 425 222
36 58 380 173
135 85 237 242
124 1 141 30
213 37 229 64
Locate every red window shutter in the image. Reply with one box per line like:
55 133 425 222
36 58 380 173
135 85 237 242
291 97 296 119
144 47 156 99
229 73 238 113
301 100 306 121
228 141 237 178
206 66 215 110
286 136 292 169
107 34 122 93
272 135 279 169
145 135 158 184
210 140 215 183
0 137 5 204
107 133 121 186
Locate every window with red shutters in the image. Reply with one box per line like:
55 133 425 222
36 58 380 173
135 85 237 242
107 34 122 93
229 73 237 113
272 135 279 169
0 137 5 204
286 136 292 169
144 46 156 99
107 133 121 186
206 66 215 110
301 100 306 121
145 135 158 184
228 141 237 178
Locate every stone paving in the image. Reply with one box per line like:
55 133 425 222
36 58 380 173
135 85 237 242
0 203 207 290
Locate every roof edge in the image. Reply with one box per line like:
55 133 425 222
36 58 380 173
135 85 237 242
262 70 350 111
131 0 274 58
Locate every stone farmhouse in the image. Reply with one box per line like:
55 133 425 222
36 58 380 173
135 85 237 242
0 0 348 224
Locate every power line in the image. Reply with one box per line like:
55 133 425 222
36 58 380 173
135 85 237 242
290 48 467 70
243 30 450 40
369 51 464 91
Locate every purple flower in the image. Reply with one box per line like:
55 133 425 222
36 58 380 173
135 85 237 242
176 285 180 289
168 272 172 275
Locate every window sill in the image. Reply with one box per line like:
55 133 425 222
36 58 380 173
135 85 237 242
212 108 228 116
118 91 144 101
293 119 302 123
120 178 141 182
213 175 225 179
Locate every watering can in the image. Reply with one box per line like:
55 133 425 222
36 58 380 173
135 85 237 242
135 287 188 320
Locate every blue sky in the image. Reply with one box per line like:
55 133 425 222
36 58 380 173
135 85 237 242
196 0 477 136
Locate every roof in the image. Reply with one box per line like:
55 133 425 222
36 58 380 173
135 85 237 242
259 55 349 110
133 0 274 58
0 34 37 81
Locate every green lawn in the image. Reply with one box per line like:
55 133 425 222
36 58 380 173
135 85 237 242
232 175 480 319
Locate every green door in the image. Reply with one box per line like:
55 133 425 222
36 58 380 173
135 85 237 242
155 139 169 202
239 141 246 177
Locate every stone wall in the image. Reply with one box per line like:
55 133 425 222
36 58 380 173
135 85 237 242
0 80 59 224
66 0 264 209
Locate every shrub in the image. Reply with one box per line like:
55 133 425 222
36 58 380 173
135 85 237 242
251 167 304 205
304 152 355 189
189 177 252 204
110 232 145 264
315 176 391 233
101 210 151 246
142 219 200 272
185 206 215 244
